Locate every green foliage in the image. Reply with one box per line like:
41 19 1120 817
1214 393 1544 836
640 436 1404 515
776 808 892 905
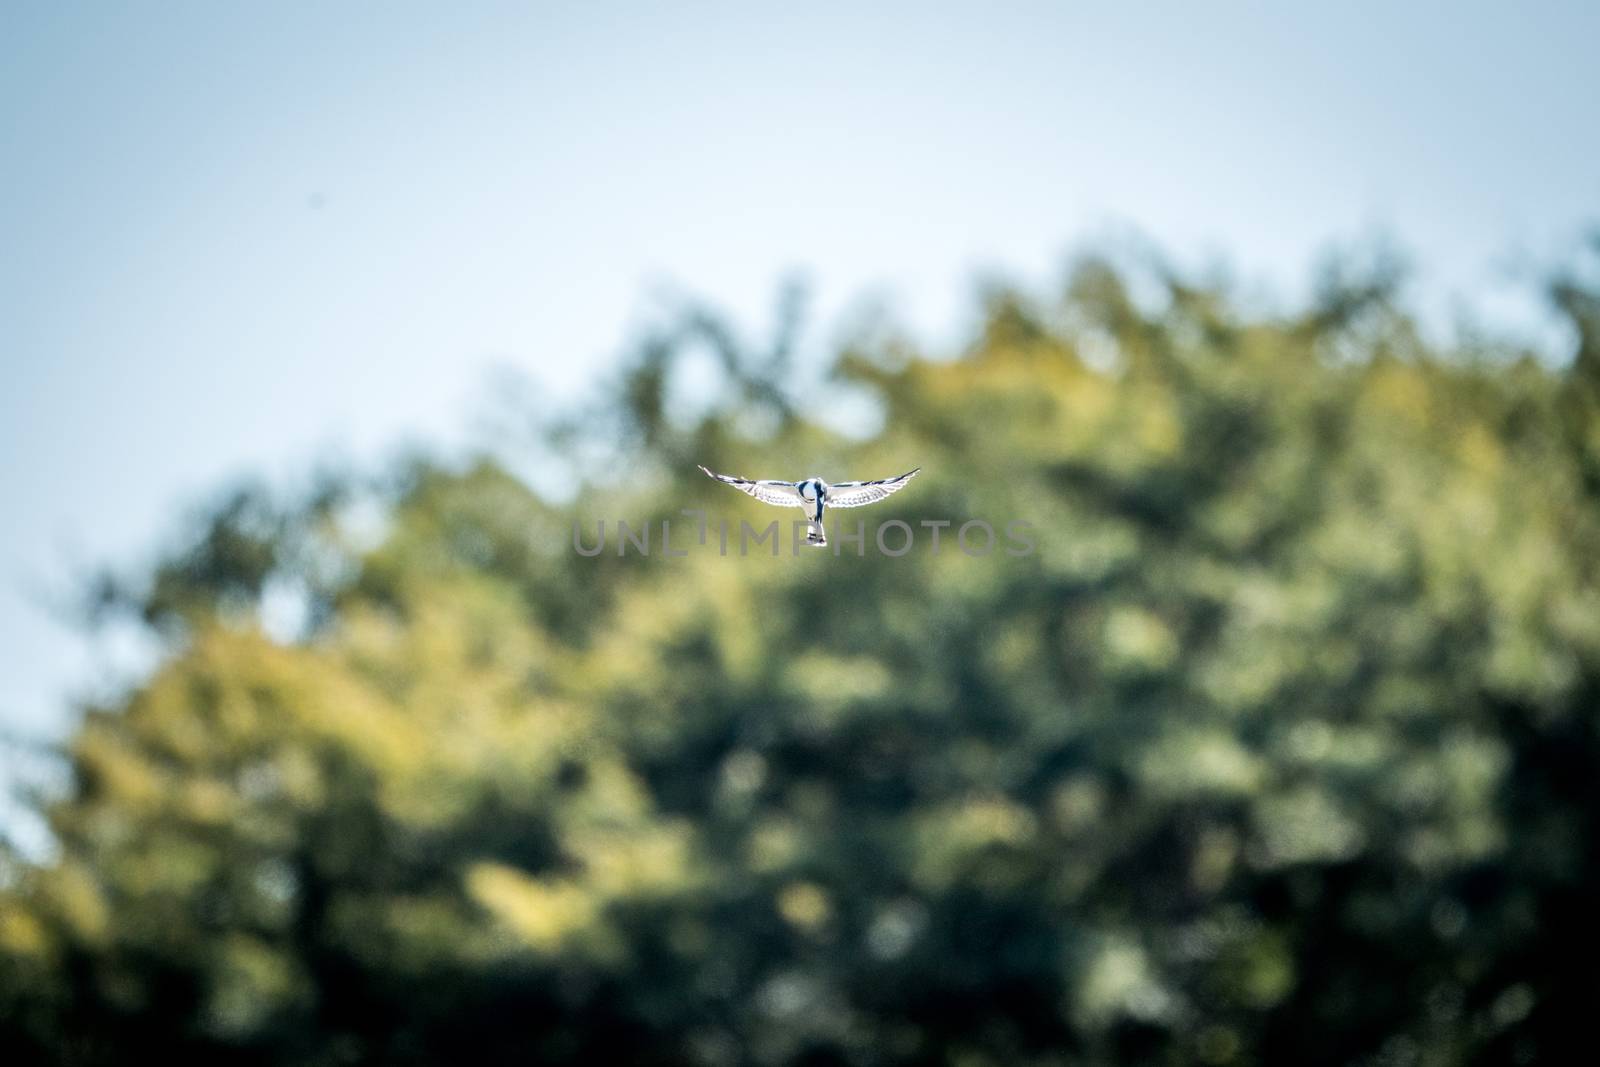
5 252 1600 1065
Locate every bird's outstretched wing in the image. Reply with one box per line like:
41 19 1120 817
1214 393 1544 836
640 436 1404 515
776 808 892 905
826 468 921 508
698 465 804 508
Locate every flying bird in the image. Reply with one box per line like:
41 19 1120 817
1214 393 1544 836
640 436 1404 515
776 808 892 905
697 465 921 547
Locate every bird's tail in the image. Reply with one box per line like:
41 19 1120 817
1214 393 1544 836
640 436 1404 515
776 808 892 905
806 522 827 547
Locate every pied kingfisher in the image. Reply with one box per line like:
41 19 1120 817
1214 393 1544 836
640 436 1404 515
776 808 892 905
697 465 921 547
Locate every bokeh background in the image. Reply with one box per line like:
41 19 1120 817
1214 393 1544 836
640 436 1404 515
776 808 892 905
4 3 1600 1064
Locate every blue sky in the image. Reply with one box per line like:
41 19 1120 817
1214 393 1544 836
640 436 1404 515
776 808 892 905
3 2 1598 809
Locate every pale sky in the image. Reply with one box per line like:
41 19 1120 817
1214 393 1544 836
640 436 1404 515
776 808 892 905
3 1 1598 825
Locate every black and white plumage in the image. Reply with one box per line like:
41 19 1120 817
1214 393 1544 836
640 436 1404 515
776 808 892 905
697 465 921 547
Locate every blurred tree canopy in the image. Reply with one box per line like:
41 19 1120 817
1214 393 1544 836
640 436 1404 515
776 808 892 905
5 243 1600 1066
